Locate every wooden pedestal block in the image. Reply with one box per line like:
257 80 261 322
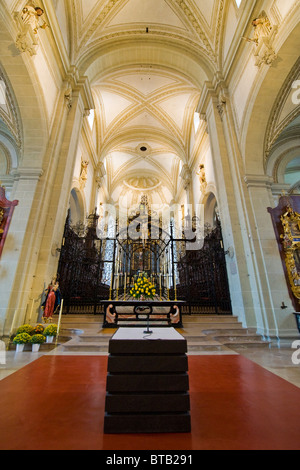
104 327 191 434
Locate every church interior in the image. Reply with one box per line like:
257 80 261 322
0 0 300 451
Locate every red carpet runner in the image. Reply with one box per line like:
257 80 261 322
0 355 299 450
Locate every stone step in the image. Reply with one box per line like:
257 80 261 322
53 314 103 321
210 333 263 341
182 315 238 323
78 334 112 343
220 339 270 348
202 328 257 335
186 341 230 352
182 322 244 330
62 339 109 352
185 335 216 342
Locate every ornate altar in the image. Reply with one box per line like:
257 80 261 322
57 195 232 318
0 185 19 258
268 195 300 310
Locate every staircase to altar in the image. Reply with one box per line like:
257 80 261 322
52 313 271 353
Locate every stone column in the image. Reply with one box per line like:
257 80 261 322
198 81 297 338
1 74 94 335
0 167 43 335
244 175 298 338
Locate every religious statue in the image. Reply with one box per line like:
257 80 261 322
21 5 47 34
79 159 89 189
252 16 273 42
197 164 207 192
41 277 61 322
14 4 48 56
242 13 278 67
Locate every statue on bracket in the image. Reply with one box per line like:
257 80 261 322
242 12 278 67
79 159 89 189
197 164 207 192
14 4 48 56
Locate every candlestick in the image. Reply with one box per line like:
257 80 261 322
167 275 170 301
159 273 162 301
109 270 113 300
124 273 127 300
116 274 119 300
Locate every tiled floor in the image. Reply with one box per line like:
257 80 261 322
2 316 300 388
0 353 300 450
1 317 300 451
1 341 300 389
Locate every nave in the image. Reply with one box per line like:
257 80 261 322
1 314 300 451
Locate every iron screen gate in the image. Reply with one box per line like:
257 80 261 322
56 211 232 315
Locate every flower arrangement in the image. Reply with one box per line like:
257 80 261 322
16 324 34 335
44 324 57 337
13 333 32 344
130 274 156 300
30 334 46 344
32 324 44 335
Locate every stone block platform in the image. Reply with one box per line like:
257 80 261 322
104 327 191 434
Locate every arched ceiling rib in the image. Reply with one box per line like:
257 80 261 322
67 0 224 205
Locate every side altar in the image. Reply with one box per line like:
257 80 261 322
102 300 185 328
104 327 191 434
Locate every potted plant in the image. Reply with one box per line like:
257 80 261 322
30 334 46 352
13 333 32 352
32 324 44 335
16 324 34 335
44 324 58 343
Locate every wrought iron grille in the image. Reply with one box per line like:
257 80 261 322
56 210 232 315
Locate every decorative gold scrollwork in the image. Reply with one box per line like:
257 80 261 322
280 205 300 300
0 208 4 234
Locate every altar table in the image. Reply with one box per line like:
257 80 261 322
102 300 185 328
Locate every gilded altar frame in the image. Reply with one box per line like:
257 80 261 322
280 205 300 301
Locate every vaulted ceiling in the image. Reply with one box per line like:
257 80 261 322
66 0 229 205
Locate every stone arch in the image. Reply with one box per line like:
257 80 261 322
0 9 48 169
267 140 300 184
78 38 215 88
201 189 219 228
243 20 300 175
69 186 86 225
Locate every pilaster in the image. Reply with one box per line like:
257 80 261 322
197 79 297 338
0 167 43 335
1 72 94 335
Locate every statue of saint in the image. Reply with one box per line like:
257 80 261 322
197 164 206 184
21 5 47 34
252 17 272 42
80 160 89 189
197 164 207 192
241 14 278 66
